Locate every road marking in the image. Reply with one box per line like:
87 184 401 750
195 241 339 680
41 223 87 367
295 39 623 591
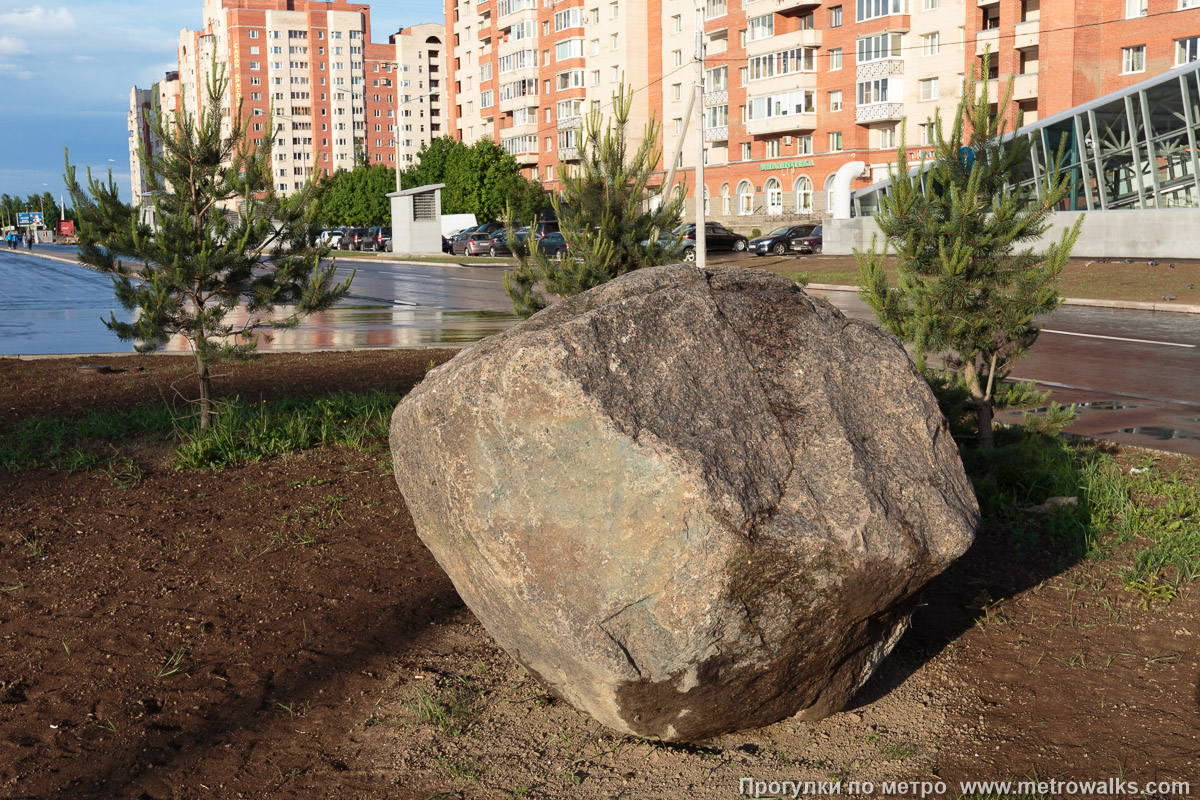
1041 329 1196 348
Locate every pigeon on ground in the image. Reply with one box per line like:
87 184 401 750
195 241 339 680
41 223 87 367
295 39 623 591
1124 258 1133 263
1162 295 1176 301
1148 260 1158 266
1187 284 1194 290
1169 263 1176 268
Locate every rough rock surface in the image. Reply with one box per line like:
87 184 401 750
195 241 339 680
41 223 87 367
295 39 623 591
389 265 978 742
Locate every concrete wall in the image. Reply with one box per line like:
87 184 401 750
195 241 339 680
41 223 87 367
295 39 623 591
826 209 1200 260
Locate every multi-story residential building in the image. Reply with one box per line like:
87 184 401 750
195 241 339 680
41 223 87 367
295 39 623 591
447 0 1200 229
391 23 446 166
446 0 653 182
129 1 443 203
128 73 182 209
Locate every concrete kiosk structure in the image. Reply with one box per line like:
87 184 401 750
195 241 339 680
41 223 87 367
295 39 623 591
389 183 446 254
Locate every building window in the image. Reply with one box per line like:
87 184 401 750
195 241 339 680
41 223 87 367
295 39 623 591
858 33 902 63
857 0 906 23
829 131 842 152
741 142 752 160
1182 0 1200 8
1177 36 1200 64
878 125 897 149
923 0 939 8
737 180 754 215
673 49 682 67
920 121 936 145
793 176 813 213
1126 0 1147 17
830 5 842 26
824 174 837 212
672 14 682 32
765 139 781 157
674 118 683 135
748 14 774 41
829 48 842 71
921 32 940 56
249 30 259 39
1122 45 1146 74
830 90 842 111
919 77 939 101
611 1 618 19
765 178 782 215
797 133 813 154
673 83 682 100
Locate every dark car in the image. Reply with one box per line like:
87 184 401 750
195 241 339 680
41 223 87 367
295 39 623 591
789 225 822 254
338 227 369 251
532 231 568 259
452 231 495 256
532 219 559 240
487 228 528 257
364 226 392 252
750 224 819 256
672 222 748 260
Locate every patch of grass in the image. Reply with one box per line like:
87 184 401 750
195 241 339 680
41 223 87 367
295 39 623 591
276 700 312 718
174 391 404 469
0 405 177 471
402 675 486 736
154 649 187 679
2 390 404 474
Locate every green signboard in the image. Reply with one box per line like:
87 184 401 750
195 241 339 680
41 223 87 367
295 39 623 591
759 159 815 171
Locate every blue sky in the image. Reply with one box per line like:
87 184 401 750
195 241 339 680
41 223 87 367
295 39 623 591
0 1 445 204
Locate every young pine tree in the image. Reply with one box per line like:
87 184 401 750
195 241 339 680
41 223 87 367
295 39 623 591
504 84 685 318
856 56 1081 450
65 66 352 430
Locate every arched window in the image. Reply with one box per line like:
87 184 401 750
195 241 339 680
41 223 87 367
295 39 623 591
794 176 813 214
738 180 754 215
765 178 782 215
824 174 837 213
426 36 442 44
703 185 711 216
720 182 731 216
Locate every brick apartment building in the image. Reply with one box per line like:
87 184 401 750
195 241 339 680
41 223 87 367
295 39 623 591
129 0 443 206
446 0 1200 231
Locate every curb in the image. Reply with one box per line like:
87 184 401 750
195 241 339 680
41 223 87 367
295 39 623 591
805 283 1200 314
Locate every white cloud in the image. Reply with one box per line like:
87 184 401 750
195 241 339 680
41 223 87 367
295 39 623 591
0 63 35 80
0 36 28 55
0 6 75 30
73 54 98 63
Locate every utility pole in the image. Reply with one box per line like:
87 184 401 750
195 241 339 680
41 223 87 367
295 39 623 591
693 4 707 269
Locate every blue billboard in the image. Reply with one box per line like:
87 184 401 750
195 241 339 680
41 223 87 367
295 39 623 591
17 212 44 227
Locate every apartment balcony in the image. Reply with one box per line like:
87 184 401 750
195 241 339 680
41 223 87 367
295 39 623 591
746 28 821 58
1012 72 1038 101
855 102 903 124
560 146 580 161
497 8 535 32
513 151 538 165
774 0 822 14
557 115 583 130
856 58 903 80
750 71 818 96
504 119 539 136
973 78 1000 100
499 93 537 113
745 113 816 136
976 27 999 56
703 89 729 106
704 125 728 142
1014 19 1039 49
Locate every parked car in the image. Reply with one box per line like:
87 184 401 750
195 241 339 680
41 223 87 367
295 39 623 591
338 227 369 251
532 219 559 240
671 222 748 260
533 231 569 259
750 224 819 256
452 231 496 256
487 228 528 257
789 225 822 254
364 226 392 252
316 229 344 248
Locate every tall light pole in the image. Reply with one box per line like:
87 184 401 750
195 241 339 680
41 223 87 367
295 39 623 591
693 5 707 269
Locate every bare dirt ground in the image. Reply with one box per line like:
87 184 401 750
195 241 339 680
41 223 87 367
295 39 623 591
0 351 1196 799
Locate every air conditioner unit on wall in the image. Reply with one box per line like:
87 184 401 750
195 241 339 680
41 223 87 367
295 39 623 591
783 135 792 145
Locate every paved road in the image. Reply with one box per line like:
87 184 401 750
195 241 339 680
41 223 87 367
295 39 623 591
8 246 1198 455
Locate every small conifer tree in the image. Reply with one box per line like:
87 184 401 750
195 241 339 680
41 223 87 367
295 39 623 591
856 55 1081 450
503 84 685 318
65 65 352 430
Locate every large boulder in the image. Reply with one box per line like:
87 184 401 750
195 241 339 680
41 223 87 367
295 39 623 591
390 265 978 742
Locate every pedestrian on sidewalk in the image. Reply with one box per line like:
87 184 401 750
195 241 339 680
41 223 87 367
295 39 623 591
25 231 33 250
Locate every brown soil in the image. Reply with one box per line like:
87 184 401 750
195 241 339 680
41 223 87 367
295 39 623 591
0 351 1196 799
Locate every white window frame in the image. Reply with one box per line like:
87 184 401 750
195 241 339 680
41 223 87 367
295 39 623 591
919 77 939 101
1122 45 1146 74
830 90 842 111
737 180 754 215
794 176 813 213
1177 36 1200 65
765 178 783 215
921 32 940 56
829 48 843 71
1126 0 1148 17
